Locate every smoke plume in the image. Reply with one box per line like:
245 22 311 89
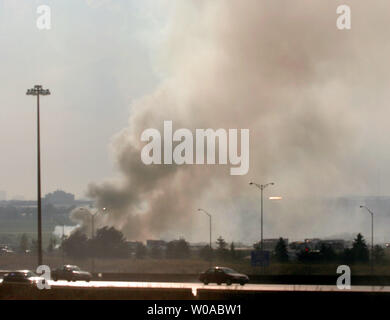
85 1 390 242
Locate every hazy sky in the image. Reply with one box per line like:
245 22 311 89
0 0 172 199
2 1 390 243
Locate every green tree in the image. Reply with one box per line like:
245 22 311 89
216 236 227 250
166 238 190 259
199 245 213 261
351 233 369 263
90 227 129 258
253 241 261 251
274 237 289 263
373 245 385 263
150 245 164 259
297 248 321 263
341 248 354 263
62 229 88 258
19 234 29 253
135 242 147 259
319 243 337 262
215 236 229 259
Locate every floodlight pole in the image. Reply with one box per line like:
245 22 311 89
360 205 374 274
26 85 50 267
79 207 108 274
250 181 274 270
198 209 212 266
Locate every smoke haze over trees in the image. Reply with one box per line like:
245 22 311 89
73 1 390 243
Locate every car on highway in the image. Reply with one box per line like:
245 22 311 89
1 270 44 287
199 266 249 286
0 245 14 256
52 265 92 282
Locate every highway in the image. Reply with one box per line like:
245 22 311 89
2 278 390 296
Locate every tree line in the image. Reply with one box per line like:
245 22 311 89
273 233 386 264
16 228 386 265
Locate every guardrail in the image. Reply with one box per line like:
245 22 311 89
2 283 390 301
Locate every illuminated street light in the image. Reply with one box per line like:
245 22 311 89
198 208 212 266
26 85 50 267
79 207 108 274
360 205 374 274
249 182 275 263
79 207 108 239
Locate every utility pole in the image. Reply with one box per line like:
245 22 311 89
79 207 108 274
250 181 274 271
198 209 213 267
360 205 374 274
26 85 50 267
91 213 95 273
62 224 65 265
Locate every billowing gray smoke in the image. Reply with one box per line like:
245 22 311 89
86 1 390 243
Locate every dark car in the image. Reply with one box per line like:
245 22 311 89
1 270 44 287
52 265 92 282
199 266 249 285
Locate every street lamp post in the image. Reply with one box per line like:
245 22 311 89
26 85 50 267
90 207 107 239
79 207 107 238
249 181 274 268
360 205 374 274
61 224 65 265
91 213 95 239
80 207 107 273
198 209 212 266
91 212 95 273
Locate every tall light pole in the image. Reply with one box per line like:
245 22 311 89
26 85 50 266
61 224 65 265
92 207 107 238
80 207 107 273
249 181 274 267
198 208 212 266
79 207 107 238
360 205 374 274
91 212 95 239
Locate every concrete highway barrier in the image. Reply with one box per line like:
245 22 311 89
3 271 390 286
0 284 194 300
196 287 390 301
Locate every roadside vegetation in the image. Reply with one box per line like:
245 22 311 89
1 229 390 276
